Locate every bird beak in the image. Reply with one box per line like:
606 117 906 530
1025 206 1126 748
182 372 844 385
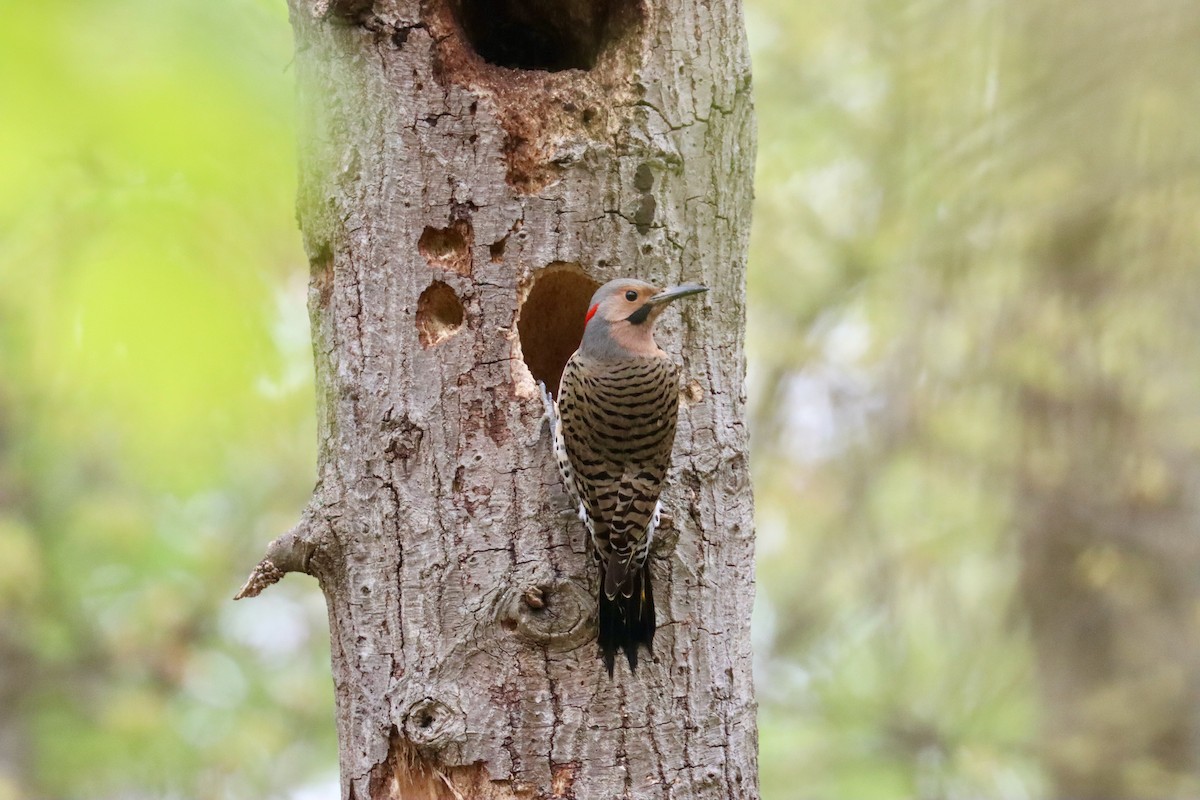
647 283 708 306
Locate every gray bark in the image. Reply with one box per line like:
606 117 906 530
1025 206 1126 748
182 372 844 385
240 1 758 797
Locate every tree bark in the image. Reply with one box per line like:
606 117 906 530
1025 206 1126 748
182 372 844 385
241 0 757 797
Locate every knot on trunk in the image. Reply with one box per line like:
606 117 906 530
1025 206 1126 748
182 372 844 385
495 578 594 650
402 697 467 754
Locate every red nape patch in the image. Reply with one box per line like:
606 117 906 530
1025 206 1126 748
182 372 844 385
585 303 599 324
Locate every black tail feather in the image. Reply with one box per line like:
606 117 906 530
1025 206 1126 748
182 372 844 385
597 562 655 677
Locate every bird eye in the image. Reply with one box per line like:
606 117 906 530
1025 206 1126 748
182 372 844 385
625 290 638 301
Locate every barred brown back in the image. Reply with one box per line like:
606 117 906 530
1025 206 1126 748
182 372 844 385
556 351 680 579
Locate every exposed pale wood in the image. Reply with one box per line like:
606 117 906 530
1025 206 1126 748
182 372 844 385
269 0 757 796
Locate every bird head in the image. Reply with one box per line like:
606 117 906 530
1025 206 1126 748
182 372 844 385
579 278 707 360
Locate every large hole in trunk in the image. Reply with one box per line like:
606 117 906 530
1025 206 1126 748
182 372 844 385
450 0 639 72
517 263 600 396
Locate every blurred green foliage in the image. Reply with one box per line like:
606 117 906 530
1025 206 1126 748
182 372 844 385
0 1 335 797
5 0 1200 798
749 1 1200 798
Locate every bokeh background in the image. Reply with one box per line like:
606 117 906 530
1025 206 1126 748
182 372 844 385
4 0 1200 797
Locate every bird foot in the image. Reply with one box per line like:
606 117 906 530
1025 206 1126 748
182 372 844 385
527 380 557 447
538 380 557 423
643 500 670 551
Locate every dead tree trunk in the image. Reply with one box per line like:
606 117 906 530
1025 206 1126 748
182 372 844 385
238 1 757 797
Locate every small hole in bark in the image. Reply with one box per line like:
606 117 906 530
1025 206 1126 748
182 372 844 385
419 220 473 275
489 236 508 263
310 243 334 308
518 263 601 397
634 195 656 234
416 281 465 348
417 714 433 728
450 0 641 72
634 162 654 191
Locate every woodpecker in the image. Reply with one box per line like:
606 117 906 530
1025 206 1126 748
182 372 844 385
540 278 707 676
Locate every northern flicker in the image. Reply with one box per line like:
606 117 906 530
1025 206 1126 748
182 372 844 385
540 278 707 676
